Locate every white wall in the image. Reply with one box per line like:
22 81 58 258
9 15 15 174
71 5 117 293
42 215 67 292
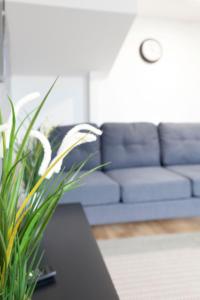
0 17 11 118
10 76 88 128
90 17 200 125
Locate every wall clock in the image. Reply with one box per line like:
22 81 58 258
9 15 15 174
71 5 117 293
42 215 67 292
140 39 162 63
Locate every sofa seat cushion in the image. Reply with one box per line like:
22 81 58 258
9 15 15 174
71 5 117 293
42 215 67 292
106 167 191 203
60 171 120 206
168 165 200 197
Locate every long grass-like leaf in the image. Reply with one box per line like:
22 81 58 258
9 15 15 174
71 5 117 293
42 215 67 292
5 209 28 270
16 133 88 222
15 78 58 163
0 81 101 299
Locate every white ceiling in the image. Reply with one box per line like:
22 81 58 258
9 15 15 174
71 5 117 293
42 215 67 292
138 0 200 21
10 0 200 21
7 0 137 14
6 1 135 75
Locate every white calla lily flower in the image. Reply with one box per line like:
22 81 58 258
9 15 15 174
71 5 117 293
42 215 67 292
30 130 52 176
67 124 102 137
6 92 41 148
45 125 102 179
1 93 102 181
8 92 40 125
45 132 97 179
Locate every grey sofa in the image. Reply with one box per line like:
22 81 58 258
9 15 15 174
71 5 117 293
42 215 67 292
51 123 200 225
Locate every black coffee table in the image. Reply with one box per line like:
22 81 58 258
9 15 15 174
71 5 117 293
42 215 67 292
33 204 119 300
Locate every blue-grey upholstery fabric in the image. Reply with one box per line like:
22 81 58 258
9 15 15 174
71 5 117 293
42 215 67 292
168 165 200 197
49 124 101 171
159 123 200 166
107 167 191 203
82 198 200 225
101 123 160 171
59 171 120 206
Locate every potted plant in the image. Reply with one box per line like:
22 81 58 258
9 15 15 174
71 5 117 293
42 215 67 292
0 80 102 299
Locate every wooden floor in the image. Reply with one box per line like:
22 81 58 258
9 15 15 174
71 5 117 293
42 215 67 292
92 217 200 240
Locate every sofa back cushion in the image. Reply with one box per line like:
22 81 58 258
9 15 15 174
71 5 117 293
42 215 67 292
101 123 160 171
49 124 101 171
159 123 200 166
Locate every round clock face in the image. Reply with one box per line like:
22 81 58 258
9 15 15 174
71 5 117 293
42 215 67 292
140 39 162 63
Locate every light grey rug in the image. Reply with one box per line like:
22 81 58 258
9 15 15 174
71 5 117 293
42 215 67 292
98 233 200 300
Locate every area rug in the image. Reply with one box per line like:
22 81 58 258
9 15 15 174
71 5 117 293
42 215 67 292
98 233 200 300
